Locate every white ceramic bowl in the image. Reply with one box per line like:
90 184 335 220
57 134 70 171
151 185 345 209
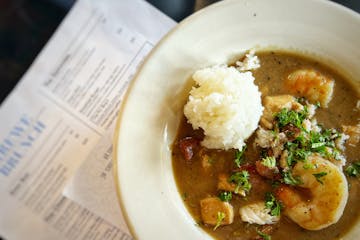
114 0 360 239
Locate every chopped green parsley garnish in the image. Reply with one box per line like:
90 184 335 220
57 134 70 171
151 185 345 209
213 212 225 231
265 192 281 216
345 161 360 177
261 156 276 168
256 229 271 240
313 172 327 184
330 148 342 161
296 97 306 104
285 142 311 167
294 132 307 145
309 129 339 153
294 148 311 160
229 170 252 194
283 171 302 186
311 142 326 149
275 107 308 129
283 127 342 167
234 146 247 168
303 161 315 169
218 191 232 202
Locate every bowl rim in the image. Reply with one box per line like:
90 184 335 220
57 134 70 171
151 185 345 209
113 0 360 239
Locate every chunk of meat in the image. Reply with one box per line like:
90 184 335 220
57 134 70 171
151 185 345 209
302 119 312 132
200 197 234 226
217 174 245 196
259 224 276 235
282 124 301 141
201 154 213 170
217 174 235 191
239 201 280 225
238 164 271 194
251 225 277 240
255 160 280 180
342 125 360 146
325 147 346 168
260 95 303 129
250 173 272 196
285 69 334 107
279 150 289 169
255 127 288 158
178 137 199 162
238 164 258 174
334 133 349 151
255 127 276 149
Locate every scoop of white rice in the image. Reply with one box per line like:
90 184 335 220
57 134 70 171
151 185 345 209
184 65 263 150
236 49 261 71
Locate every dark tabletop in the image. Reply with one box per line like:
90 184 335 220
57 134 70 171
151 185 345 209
0 0 359 105
0 0 359 239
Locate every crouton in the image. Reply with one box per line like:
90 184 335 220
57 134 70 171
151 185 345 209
260 95 302 129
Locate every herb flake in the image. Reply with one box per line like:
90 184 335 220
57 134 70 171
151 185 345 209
213 212 225 231
265 192 281 216
256 229 271 240
283 171 302 186
234 146 247 168
261 156 276 168
229 170 252 194
275 107 308 129
313 172 327 184
345 161 360 177
218 191 232 202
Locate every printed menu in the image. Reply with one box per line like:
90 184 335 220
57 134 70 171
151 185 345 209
0 0 175 239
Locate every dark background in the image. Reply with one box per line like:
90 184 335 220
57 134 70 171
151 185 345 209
0 0 359 104
0 0 359 239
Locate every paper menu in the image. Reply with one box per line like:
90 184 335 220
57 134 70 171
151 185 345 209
0 0 175 239
64 130 129 234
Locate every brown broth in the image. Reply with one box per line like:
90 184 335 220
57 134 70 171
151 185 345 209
172 50 360 240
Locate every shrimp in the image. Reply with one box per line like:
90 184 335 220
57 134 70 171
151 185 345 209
275 155 348 230
285 69 334 107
